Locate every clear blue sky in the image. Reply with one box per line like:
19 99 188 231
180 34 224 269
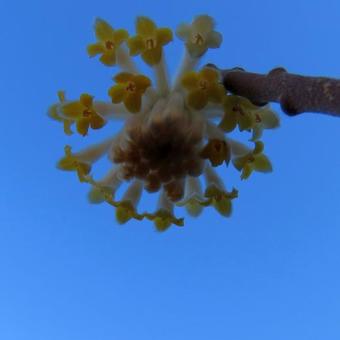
1 0 340 339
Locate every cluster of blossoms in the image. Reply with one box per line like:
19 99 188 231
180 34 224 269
49 15 279 231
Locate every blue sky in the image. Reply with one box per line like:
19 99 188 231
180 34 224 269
1 0 340 339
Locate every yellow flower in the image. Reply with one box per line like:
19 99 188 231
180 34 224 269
233 141 272 180
176 15 222 58
203 185 238 217
108 72 151 113
199 139 230 167
48 91 73 135
181 68 225 110
127 16 173 65
250 107 280 141
219 95 256 132
61 93 106 136
87 18 129 66
57 145 91 182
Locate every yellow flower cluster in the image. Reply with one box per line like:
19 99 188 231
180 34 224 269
48 15 279 231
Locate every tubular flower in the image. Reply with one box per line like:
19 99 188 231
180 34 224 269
233 141 272 180
87 18 129 66
108 72 152 113
127 17 173 66
176 15 222 58
181 68 225 110
48 16 279 230
61 93 106 136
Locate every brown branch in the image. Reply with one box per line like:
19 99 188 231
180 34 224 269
208 64 340 117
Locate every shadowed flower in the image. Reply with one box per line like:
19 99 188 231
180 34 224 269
108 72 151 113
87 18 129 66
128 17 173 65
200 139 230 167
181 68 225 110
176 15 222 58
49 16 279 230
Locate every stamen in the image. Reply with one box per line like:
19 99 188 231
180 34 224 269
105 40 115 49
193 33 204 45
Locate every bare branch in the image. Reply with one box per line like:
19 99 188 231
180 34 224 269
208 64 340 117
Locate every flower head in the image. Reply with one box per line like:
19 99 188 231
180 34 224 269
108 72 151 113
49 16 279 230
181 68 225 110
87 18 129 66
128 17 173 65
176 15 222 58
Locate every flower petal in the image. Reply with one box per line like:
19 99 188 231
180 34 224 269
192 15 215 33
108 84 126 103
206 31 223 48
124 92 142 113
141 46 162 65
62 101 83 118
187 89 208 110
90 114 106 130
80 93 93 107
87 43 105 57
99 51 116 66
254 154 272 173
181 71 199 90
112 29 129 45
94 18 115 41
127 35 145 56
133 75 152 92
156 28 173 45
219 111 237 132
175 23 192 40
114 72 134 83
76 118 90 136
136 16 156 36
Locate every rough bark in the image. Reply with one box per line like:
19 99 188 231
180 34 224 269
208 64 340 117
